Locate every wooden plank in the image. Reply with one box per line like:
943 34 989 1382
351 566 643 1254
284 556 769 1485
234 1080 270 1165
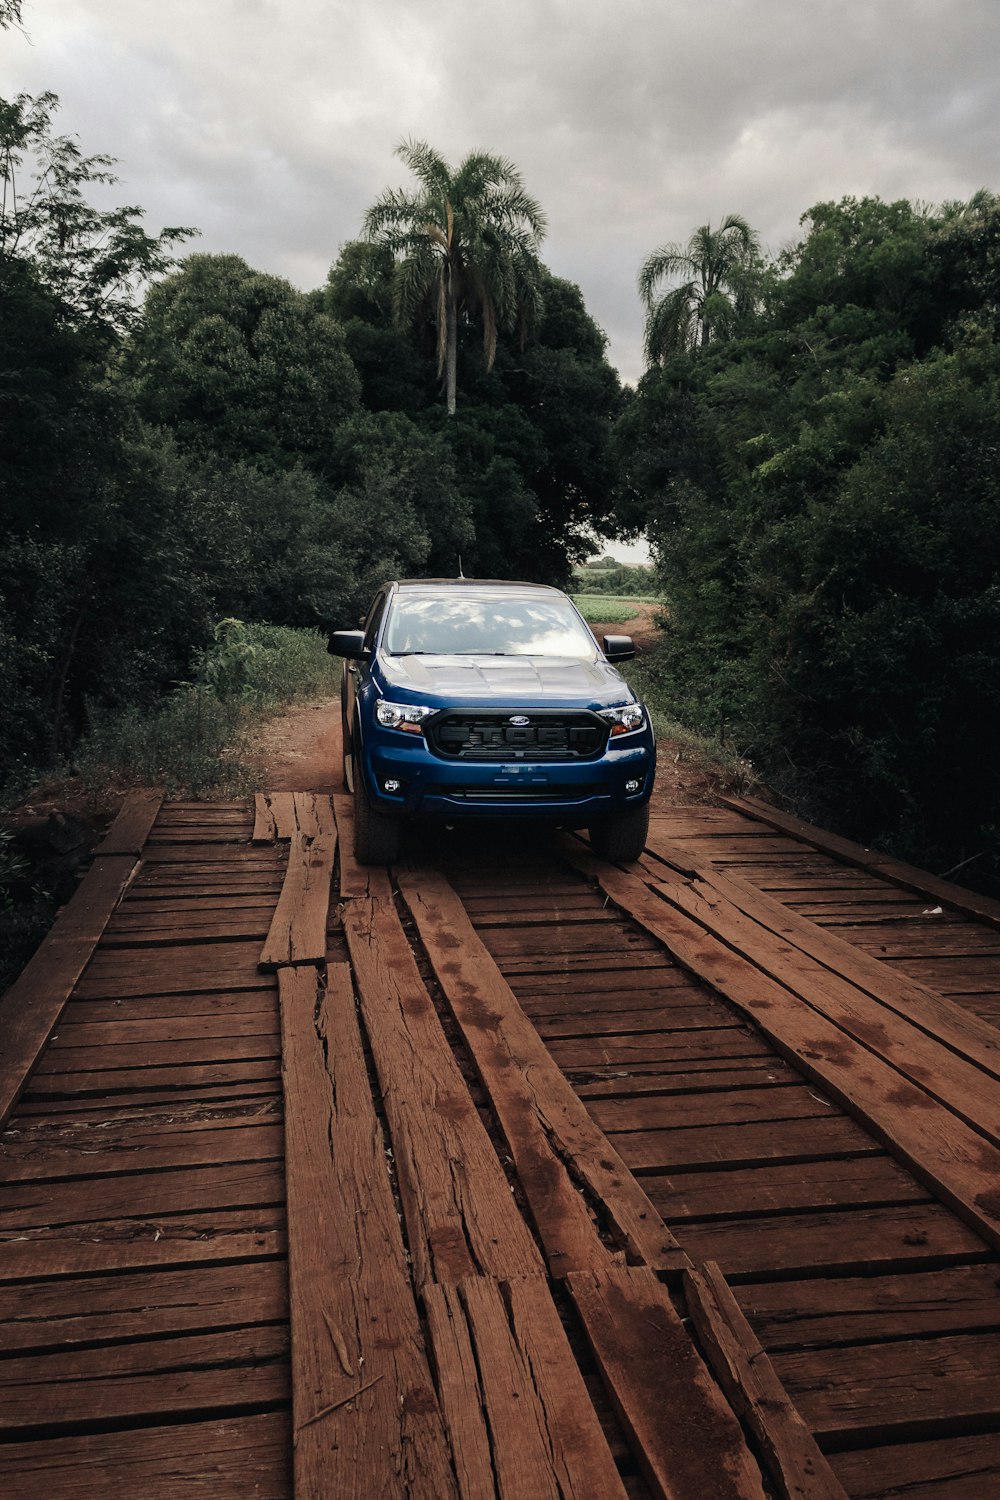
646 1154 927 1221
398 868 689 1274
683 1261 849 1500
0 1326 290 1433
643 872 1000 1148
589 1084 844 1135
33 1034 280 1071
566 1264 767 1500
0 1206 286 1278
332 793 393 898
721 794 1000 928
0 852 139 1127
74 940 273 999
735 1265 1000 1349
0 1261 286 1350
259 804 336 969
341 899 543 1288
278 964 457 1499
1 1120 284 1180
677 1203 987 1279
831 1433 1000 1499
93 788 164 855
252 792 278 843
561 844 1000 1255
773 1329 1000 1441
0 1413 291 1500
643 842 1000 1085
612 1115 888 1173
25 1057 280 1095
0 1159 285 1231
425 1276 629 1499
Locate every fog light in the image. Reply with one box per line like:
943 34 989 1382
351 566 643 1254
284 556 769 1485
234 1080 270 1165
625 779 641 793
383 778 402 793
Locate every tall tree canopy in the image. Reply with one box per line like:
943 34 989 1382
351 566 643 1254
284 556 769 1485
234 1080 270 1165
638 213 761 361
363 139 546 413
616 194 1000 893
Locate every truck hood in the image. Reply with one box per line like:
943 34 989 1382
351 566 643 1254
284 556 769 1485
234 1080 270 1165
376 652 633 708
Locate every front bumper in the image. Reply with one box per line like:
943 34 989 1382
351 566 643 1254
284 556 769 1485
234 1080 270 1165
359 725 655 824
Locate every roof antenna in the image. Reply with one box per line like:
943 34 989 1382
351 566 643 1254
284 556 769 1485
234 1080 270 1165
457 555 465 579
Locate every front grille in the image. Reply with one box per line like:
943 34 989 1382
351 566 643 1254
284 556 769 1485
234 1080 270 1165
427 710 607 761
430 784 606 804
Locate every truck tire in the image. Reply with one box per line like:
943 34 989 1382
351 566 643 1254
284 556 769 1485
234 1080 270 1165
353 765 400 864
588 802 649 863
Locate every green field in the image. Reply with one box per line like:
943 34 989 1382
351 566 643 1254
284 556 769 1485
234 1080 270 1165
571 594 646 624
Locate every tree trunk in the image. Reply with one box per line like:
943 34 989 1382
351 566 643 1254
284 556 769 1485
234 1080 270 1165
446 283 458 416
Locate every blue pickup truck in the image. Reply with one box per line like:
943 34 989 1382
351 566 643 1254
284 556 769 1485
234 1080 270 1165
328 578 656 863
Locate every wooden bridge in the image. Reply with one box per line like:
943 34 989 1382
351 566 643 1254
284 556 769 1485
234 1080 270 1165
2 781 1000 1497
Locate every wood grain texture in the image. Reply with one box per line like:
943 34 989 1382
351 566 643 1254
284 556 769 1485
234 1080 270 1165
560 843 1000 1256
259 801 336 969
341 897 543 1288
0 852 139 1126
0 1413 292 1500
642 868 1000 1147
720 794 1000 928
566 1264 768 1500
683 1262 848 1500
425 1276 629 1500
656 840 1000 1059
332 793 393 898
252 792 278 843
94 789 164 855
278 963 457 1499
398 867 689 1275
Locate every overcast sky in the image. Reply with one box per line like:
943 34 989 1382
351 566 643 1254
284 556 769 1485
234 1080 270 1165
7 0 999 391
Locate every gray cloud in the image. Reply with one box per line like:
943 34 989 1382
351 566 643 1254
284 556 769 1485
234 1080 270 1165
9 0 1000 382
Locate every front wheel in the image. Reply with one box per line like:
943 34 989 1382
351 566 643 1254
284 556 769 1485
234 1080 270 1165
353 766 400 864
588 802 649 863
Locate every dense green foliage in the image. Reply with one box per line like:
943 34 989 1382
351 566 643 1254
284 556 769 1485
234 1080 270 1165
1 104 621 799
572 562 657 596
620 194 1000 890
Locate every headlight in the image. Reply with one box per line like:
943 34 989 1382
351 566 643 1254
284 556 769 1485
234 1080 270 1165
375 699 432 735
598 703 645 737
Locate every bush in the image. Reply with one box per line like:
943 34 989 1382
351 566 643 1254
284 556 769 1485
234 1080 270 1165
76 620 339 798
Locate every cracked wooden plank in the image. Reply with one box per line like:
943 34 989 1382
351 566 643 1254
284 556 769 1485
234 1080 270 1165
278 963 457 1499
259 802 336 969
560 842 1000 1256
566 1265 768 1500
341 897 544 1289
252 793 278 843
425 1276 629 1499
397 867 689 1275
683 1262 849 1500
0 845 142 1127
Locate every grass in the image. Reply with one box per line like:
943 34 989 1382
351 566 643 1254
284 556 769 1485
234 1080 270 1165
77 620 339 800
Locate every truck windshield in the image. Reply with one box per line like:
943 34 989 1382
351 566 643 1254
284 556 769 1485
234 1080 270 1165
383 593 597 659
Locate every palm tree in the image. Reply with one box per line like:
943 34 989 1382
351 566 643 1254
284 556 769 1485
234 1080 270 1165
364 140 546 414
638 214 760 363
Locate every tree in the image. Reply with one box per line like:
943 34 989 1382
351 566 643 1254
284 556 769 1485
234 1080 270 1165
363 139 546 414
1 91 194 337
120 254 360 469
638 214 760 361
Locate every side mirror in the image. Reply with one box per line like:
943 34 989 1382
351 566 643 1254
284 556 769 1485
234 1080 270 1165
603 634 635 662
327 630 369 659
